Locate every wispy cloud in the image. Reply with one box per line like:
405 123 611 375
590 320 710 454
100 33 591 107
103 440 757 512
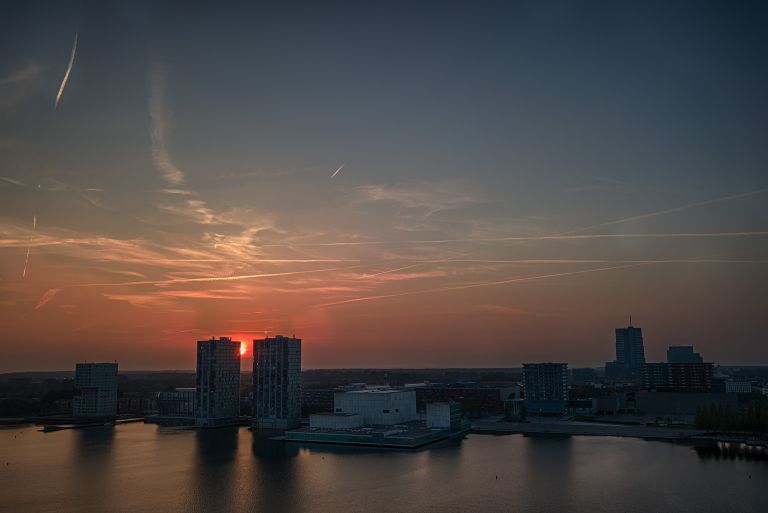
356 181 480 215
35 288 62 310
0 63 41 111
55 29 78 109
149 63 185 185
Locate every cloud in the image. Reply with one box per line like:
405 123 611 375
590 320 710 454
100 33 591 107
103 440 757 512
355 181 480 215
149 63 185 185
0 63 41 111
35 288 62 310
0 177 25 187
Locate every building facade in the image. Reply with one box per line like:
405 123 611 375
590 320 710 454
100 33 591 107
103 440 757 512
522 363 569 415
253 335 302 429
157 388 196 418
333 389 417 425
666 346 703 363
73 362 118 418
641 362 714 392
195 337 241 428
725 381 753 394
606 325 646 383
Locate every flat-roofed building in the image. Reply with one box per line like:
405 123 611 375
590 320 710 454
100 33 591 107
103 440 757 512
334 389 417 425
523 363 569 415
253 335 301 429
73 362 118 418
196 337 241 428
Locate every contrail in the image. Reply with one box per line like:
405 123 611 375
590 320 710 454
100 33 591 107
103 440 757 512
77 265 360 288
317 263 651 308
331 164 345 178
263 231 768 248
560 188 768 235
22 248 31 278
21 215 37 278
55 29 78 109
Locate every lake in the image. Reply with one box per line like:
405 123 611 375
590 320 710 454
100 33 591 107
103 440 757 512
0 423 765 513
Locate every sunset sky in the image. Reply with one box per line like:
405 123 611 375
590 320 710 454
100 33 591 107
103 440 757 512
1 1 767 371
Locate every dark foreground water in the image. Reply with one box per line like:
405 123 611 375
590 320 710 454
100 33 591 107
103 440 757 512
0 424 766 513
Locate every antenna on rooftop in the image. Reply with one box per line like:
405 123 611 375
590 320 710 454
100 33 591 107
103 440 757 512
629 314 632 326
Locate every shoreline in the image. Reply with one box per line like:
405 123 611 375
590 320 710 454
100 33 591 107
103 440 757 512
471 420 768 446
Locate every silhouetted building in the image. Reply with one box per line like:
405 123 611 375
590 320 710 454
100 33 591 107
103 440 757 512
523 363 569 415
606 325 645 383
73 362 118 418
415 384 516 417
667 346 703 363
195 337 241 428
641 362 714 392
253 335 301 429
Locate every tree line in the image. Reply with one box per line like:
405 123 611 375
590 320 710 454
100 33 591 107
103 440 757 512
695 398 768 434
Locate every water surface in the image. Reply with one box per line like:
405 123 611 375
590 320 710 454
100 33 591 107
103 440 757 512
0 424 765 513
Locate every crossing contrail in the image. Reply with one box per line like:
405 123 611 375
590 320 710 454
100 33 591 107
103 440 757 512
55 29 78 109
317 263 650 308
263 231 768 248
331 164 345 178
560 187 768 235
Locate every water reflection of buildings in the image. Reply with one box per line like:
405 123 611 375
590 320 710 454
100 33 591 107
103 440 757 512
694 442 768 461
185 427 240 511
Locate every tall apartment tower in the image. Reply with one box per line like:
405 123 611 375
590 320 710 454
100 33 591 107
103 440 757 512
522 363 569 415
195 337 241 428
73 362 118 418
606 324 646 383
253 335 301 429
615 326 646 369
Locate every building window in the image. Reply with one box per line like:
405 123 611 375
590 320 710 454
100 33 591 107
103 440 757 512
382 409 390 413
335 408 342 412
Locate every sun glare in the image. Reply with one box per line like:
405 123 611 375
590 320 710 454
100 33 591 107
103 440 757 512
240 342 247 356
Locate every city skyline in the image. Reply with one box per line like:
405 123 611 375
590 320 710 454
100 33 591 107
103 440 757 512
2 2 768 372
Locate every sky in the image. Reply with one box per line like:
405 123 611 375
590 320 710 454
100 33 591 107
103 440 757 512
1 1 767 371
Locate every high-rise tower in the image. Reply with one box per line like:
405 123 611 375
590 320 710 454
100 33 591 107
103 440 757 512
195 337 241 428
252 335 301 429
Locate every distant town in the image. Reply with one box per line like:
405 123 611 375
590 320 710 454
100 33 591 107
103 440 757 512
2 324 768 448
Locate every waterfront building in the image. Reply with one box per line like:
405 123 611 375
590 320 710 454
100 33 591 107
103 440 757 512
72 362 118 418
195 337 241 428
641 362 714 392
667 346 703 363
157 388 196 418
426 402 462 430
295 390 468 448
522 363 569 415
253 335 302 429
333 389 417 425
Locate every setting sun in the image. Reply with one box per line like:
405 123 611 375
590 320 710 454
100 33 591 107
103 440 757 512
240 342 247 356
